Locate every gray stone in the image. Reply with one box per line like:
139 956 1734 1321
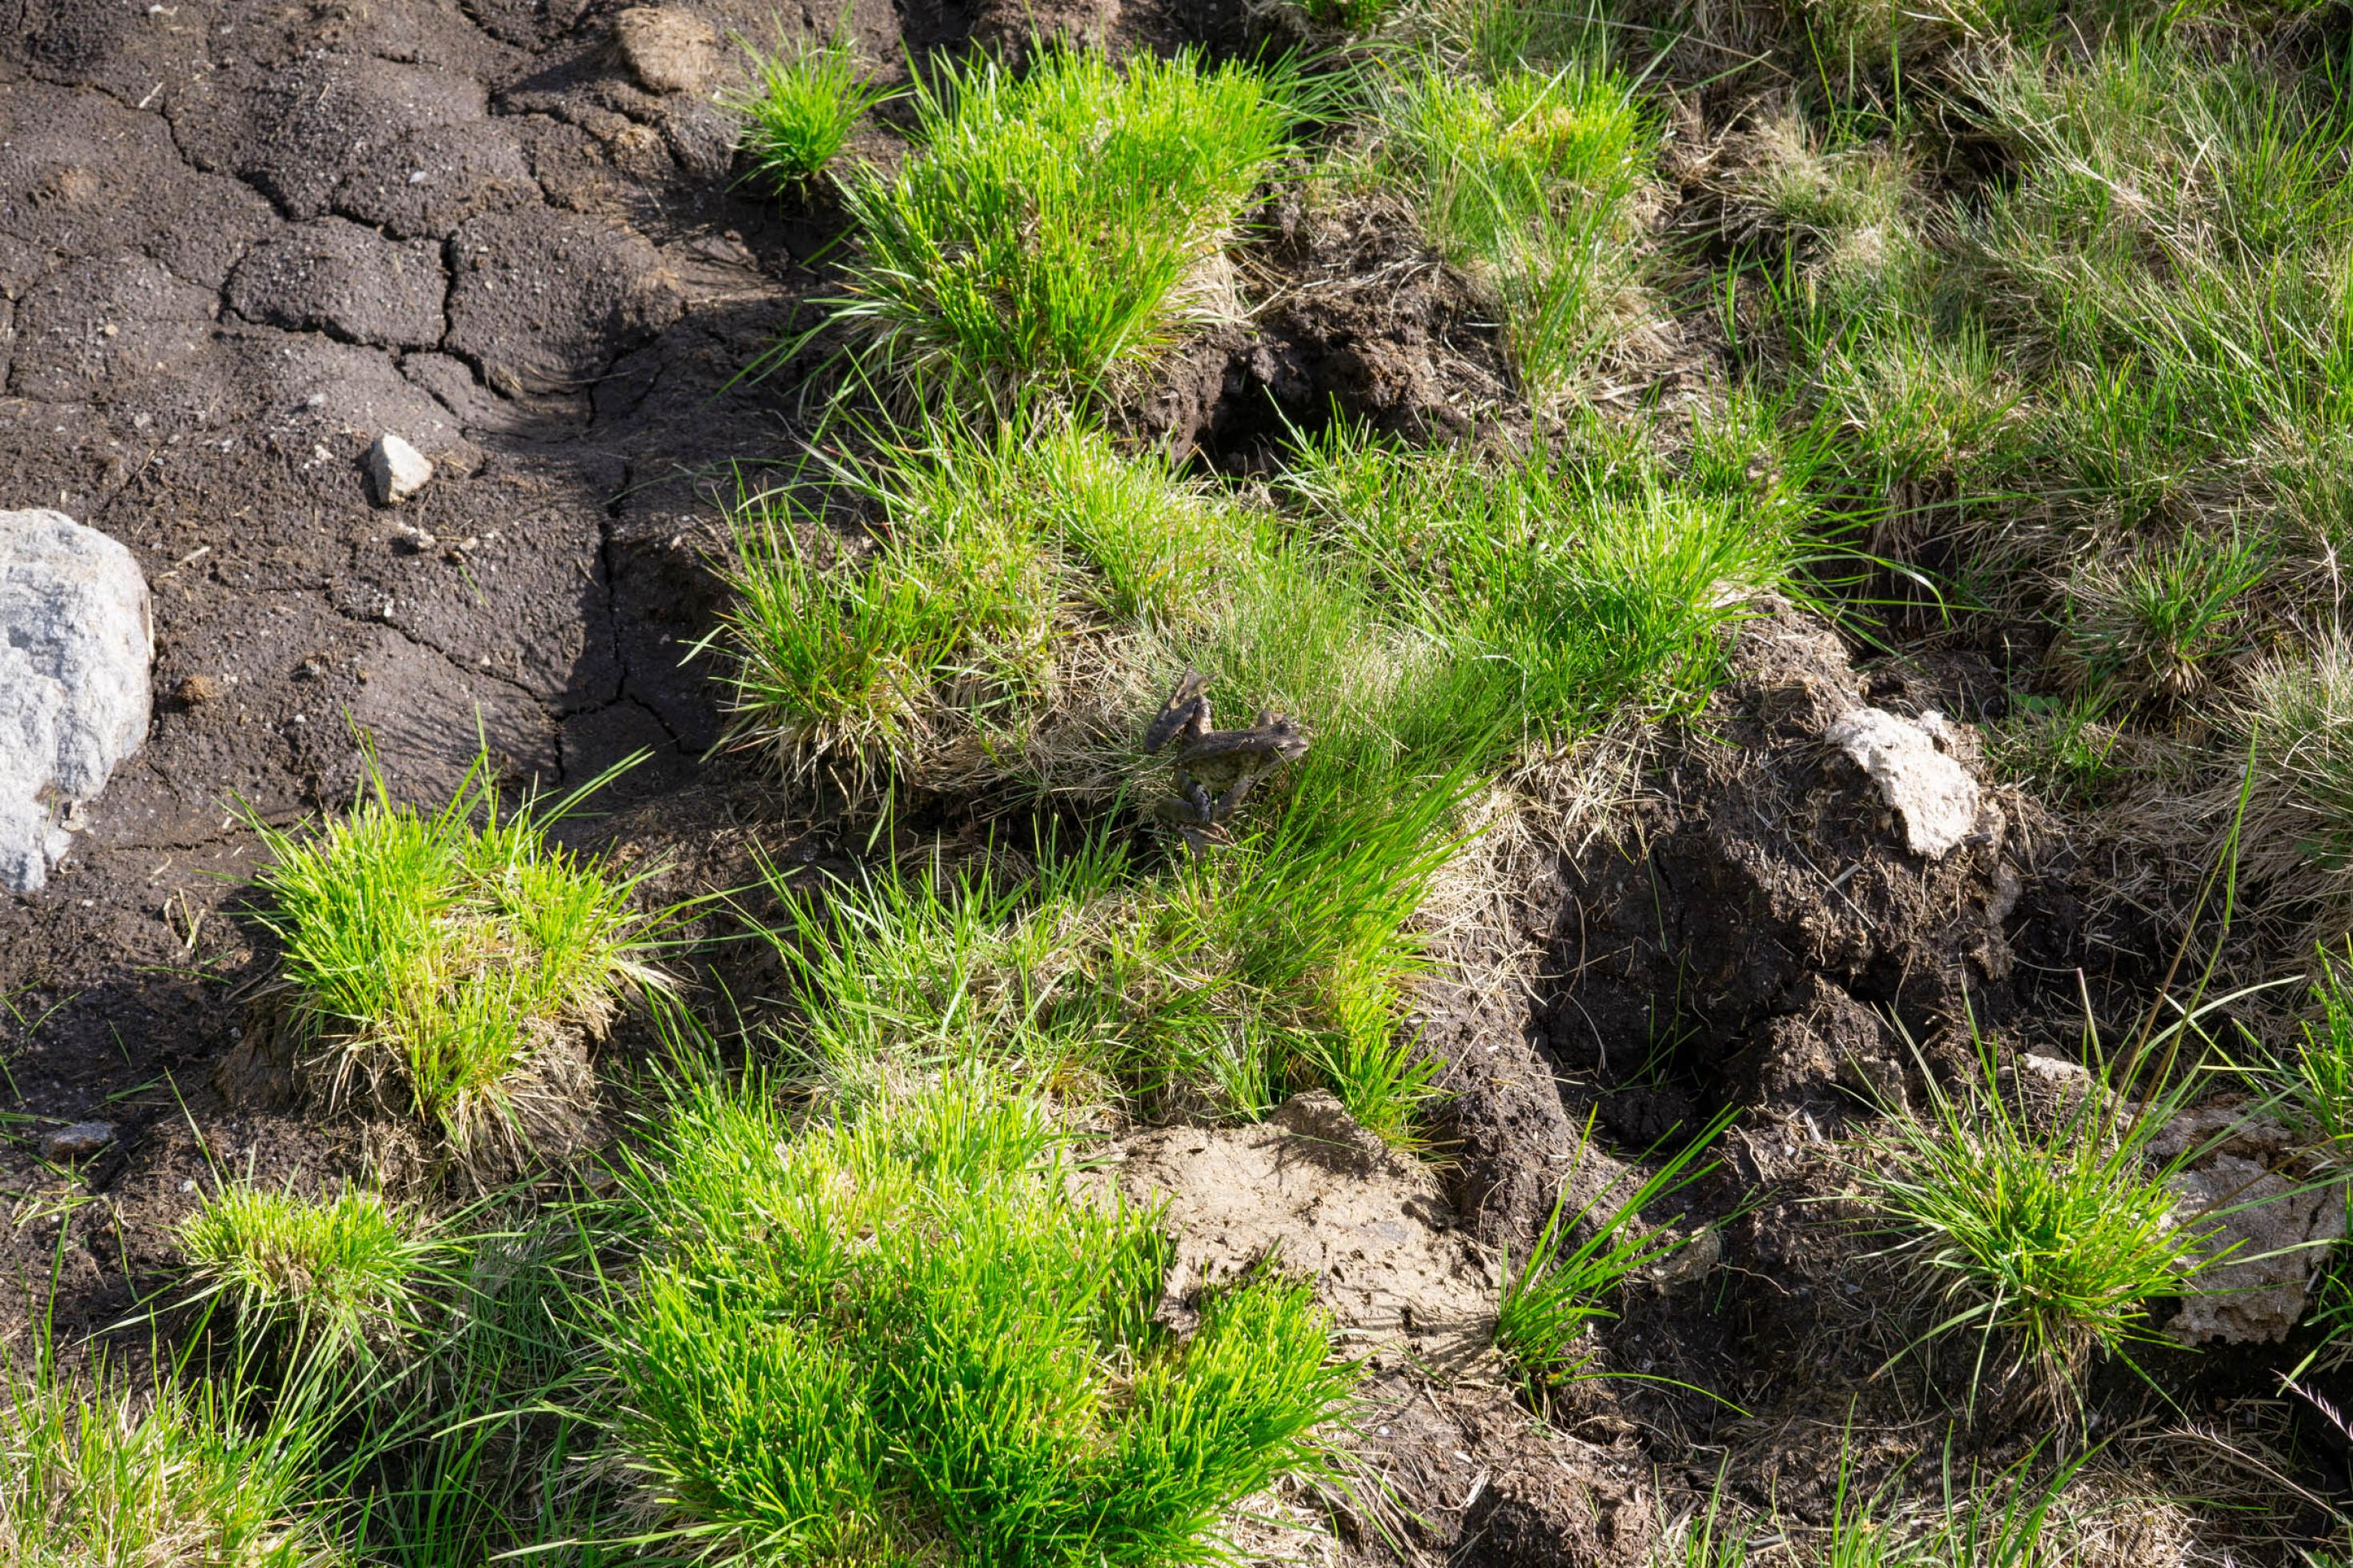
0 510 153 894
368 433 435 506
38 1121 117 1162
2168 1151 2346 1345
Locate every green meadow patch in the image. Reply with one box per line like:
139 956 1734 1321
829 47 1303 407
603 1073 1355 1566
245 757 667 1174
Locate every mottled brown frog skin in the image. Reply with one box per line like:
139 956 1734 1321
1141 669 1310 849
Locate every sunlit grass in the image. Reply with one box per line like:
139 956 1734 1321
246 755 667 1173
725 22 893 192
829 47 1301 407
1375 55 1652 403
181 1185 444 1365
602 1073 1355 1566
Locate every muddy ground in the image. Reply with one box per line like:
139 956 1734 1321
2 0 2348 1561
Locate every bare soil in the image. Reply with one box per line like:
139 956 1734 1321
2 0 2347 1561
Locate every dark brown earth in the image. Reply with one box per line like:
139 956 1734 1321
2 0 2347 1561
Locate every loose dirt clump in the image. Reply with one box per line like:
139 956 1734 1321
1136 190 1517 470
1538 605 2030 1141
1110 1089 1666 1567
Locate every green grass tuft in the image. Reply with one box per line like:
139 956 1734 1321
1284 419 1805 740
2060 526 2269 706
181 1185 443 1364
1375 54 1652 404
0 1355 345 1566
713 420 1242 801
829 47 1300 407
725 21 894 192
247 754 665 1173
1849 1033 2227 1410
1496 1112 1729 1393
604 1073 1355 1566
2288 944 2353 1162
765 776 1468 1144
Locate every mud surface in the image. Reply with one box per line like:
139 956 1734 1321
0 0 919 1344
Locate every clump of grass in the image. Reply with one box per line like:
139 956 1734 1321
1986 692 2129 808
0 1355 343 1566
1284 419 1805 739
1732 32 2353 754
829 47 1300 407
180 1185 444 1364
2224 640 2353 945
2287 944 2353 1161
1274 0 1395 31
1848 1033 2228 1410
1496 1111 1729 1393
604 1073 1355 1566
1375 54 1653 403
715 419 1247 801
723 418 1821 1146
1726 110 1925 299
769 772 1469 1144
2060 527 2269 705
726 20 894 192
246 755 666 1173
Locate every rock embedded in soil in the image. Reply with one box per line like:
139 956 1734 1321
612 7 722 96
367 433 435 506
2166 1150 2345 1345
2150 1105 2349 1345
38 1121 117 1162
0 509 152 895
2008 1080 2346 1345
1107 1091 1497 1369
1826 706 1986 859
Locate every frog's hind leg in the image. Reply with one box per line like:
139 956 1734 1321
1142 670 1214 753
1206 771 1260 827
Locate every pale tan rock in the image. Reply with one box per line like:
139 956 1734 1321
612 7 721 98
2167 1153 2345 1345
1106 1093 1498 1369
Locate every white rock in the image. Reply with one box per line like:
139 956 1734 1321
1827 706 1982 859
367 432 433 506
0 510 153 894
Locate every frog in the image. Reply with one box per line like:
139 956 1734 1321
1141 669 1310 851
